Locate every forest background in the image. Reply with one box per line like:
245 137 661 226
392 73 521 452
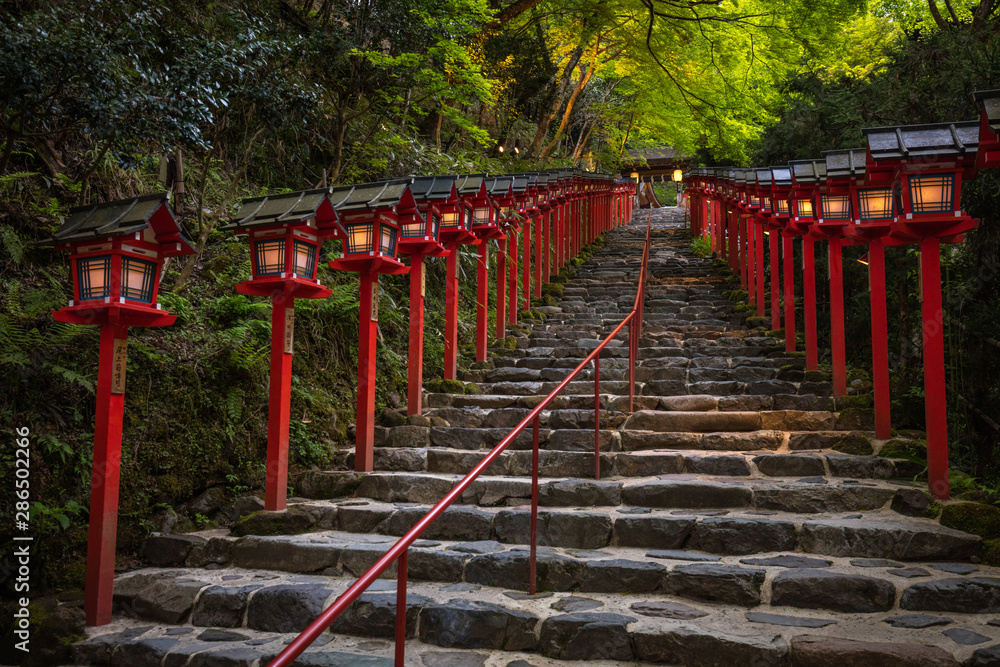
0 0 998 599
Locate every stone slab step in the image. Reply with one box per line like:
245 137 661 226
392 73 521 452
360 446 922 481
122 545 1000 624
296 471 911 514
80 576 1000 665
216 493 980 562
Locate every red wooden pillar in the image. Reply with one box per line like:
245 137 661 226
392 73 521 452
84 322 128 626
755 223 765 318
507 229 518 325
543 211 551 284
828 238 847 397
490 240 503 346
553 205 561 272
769 231 781 330
739 214 748 289
407 256 426 415
444 243 460 378
534 215 542 298
920 238 949 499
782 233 796 352
747 218 756 308
802 237 818 370
356 272 379 472
728 207 737 272
523 219 531 311
716 201 724 256
868 239 891 440
265 297 294 510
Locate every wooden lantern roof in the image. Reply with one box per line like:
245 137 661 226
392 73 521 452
329 179 417 214
862 121 980 162
770 166 793 188
401 175 458 204
224 189 338 232
789 159 827 184
44 193 193 256
823 149 867 179
976 90 1000 133
455 173 489 198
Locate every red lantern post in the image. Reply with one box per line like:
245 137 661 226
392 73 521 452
44 194 195 626
787 160 827 368
765 167 794 332
328 181 412 472
396 176 456 415
863 121 980 499
226 190 341 510
451 175 489 369
476 176 511 354
811 149 867 396
751 169 775 319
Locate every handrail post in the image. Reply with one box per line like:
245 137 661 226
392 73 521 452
394 548 408 666
529 416 540 595
594 355 601 480
628 315 636 413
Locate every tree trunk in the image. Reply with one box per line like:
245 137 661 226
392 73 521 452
540 37 599 159
528 45 584 157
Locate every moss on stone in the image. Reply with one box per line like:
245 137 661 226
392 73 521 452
733 303 753 313
836 394 874 410
464 383 481 395
424 378 467 394
983 538 1000 566
766 329 785 338
230 505 315 537
745 316 769 329
504 335 519 350
532 295 558 307
832 435 875 455
379 408 407 427
940 502 1000 539
878 439 927 461
541 282 565 298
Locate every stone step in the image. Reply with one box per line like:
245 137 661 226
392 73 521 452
134 530 989 610
296 471 917 515
392 408 865 434
361 446 921 480
80 573 1000 666
423 391 866 415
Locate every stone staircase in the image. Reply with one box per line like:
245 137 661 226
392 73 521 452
73 208 1000 667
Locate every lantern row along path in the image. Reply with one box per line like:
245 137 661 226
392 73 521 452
72 208 1000 667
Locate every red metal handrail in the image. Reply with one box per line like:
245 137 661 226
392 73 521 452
269 213 652 667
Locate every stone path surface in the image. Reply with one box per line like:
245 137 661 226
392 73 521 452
73 208 1000 666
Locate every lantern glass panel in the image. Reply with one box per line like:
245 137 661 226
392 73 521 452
254 239 285 275
908 173 954 214
379 225 397 255
77 255 111 300
345 222 373 254
293 240 316 278
441 211 460 228
401 216 425 238
464 208 474 228
473 207 491 226
856 188 894 220
431 213 440 238
821 195 850 220
771 198 789 214
794 199 814 218
121 256 157 303
749 195 761 207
